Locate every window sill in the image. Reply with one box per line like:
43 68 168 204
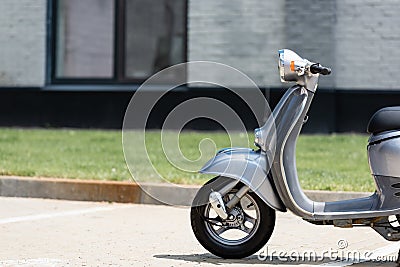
44 84 189 92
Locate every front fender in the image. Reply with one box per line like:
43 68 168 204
200 148 286 212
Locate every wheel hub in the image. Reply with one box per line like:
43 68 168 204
224 207 244 228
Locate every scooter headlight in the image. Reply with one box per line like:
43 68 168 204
278 49 286 82
278 49 307 83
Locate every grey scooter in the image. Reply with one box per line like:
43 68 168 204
190 49 400 259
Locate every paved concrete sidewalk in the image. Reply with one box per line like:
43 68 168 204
0 197 398 266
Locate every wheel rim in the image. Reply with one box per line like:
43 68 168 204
204 192 261 246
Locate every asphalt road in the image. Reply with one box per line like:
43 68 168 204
0 197 398 266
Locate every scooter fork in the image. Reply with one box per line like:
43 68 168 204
209 183 250 219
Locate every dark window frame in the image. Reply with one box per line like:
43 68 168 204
48 0 188 86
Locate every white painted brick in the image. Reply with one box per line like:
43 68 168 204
0 0 399 91
189 0 400 90
335 0 400 89
189 0 285 88
0 0 46 87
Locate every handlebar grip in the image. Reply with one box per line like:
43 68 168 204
310 64 331 75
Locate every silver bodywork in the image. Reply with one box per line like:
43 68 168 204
368 131 400 177
200 148 285 211
199 49 400 239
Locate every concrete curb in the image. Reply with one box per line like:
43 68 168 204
0 176 371 206
0 176 141 203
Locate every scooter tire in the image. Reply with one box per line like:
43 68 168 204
190 178 276 259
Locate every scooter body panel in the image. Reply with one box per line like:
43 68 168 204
369 131 400 178
199 147 286 212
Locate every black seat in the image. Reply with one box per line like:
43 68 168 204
367 107 400 134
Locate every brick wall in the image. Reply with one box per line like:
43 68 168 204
285 0 336 89
0 0 46 87
335 0 400 90
189 0 400 90
188 0 285 88
0 1 399 90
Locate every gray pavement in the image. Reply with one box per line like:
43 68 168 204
0 197 398 266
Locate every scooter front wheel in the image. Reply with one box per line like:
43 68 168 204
190 177 276 259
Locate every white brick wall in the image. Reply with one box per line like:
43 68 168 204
285 0 336 89
189 0 400 90
189 0 285 88
0 0 399 90
0 0 46 87
335 0 400 90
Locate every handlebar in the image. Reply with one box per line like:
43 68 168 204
310 63 331 75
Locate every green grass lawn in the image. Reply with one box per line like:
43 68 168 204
0 128 374 192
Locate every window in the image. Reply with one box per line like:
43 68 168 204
52 0 187 84
125 0 186 82
55 0 114 78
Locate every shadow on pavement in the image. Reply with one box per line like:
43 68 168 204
155 253 399 266
154 253 338 265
